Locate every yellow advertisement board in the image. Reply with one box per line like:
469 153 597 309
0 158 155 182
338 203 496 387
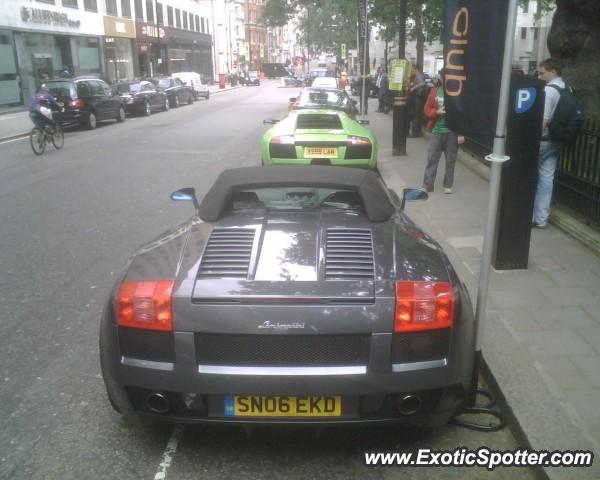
390 59 412 92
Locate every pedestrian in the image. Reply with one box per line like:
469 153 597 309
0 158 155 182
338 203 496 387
408 65 426 136
532 58 566 228
422 69 461 194
377 68 389 113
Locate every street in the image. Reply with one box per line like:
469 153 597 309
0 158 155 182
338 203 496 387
0 82 540 480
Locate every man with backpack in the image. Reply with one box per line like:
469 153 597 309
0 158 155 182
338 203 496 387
533 58 583 228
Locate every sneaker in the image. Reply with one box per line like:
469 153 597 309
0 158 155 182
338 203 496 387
444 188 453 194
422 186 433 193
532 222 547 229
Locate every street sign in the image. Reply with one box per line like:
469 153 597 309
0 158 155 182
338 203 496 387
341 43 346 58
390 59 411 91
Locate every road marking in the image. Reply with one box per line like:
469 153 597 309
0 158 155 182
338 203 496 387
0 136 27 145
153 425 185 480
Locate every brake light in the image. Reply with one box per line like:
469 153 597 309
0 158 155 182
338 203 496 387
394 281 454 332
116 280 174 331
69 98 86 109
347 136 371 146
271 135 295 145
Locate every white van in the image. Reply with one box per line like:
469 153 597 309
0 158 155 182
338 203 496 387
171 72 209 100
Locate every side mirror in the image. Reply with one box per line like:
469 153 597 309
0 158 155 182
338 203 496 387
289 97 297 103
356 119 370 125
171 187 200 211
263 118 280 125
401 188 428 210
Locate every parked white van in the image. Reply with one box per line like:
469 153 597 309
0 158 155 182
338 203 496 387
171 72 209 100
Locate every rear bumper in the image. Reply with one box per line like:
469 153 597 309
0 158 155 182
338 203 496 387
264 157 377 170
54 110 87 125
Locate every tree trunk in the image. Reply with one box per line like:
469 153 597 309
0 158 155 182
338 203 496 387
548 0 600 119
414 3 425 70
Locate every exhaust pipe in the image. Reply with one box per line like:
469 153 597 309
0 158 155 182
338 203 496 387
146 393 170 414
398 394 422 416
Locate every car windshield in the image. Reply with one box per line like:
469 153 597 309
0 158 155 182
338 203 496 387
38 81 76 100
157 78 171 87
297 90 350 109
117 83 141 93
230 187 363 212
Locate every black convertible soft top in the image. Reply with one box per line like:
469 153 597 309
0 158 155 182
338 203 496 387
198 166 395 222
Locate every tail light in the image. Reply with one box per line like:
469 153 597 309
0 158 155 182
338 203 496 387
271 135 295 145
69 98 86 109
347 136 371 146
116 280 174 332
394 281 454 332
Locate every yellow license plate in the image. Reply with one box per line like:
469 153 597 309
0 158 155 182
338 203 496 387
226 395 342 417
304 147 338 158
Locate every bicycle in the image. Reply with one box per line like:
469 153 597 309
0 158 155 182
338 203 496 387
30 121 64 155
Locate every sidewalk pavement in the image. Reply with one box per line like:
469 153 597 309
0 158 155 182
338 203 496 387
0 82 247 142
365 100 600 480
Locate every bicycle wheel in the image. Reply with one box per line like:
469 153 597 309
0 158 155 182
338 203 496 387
30 127 46 155
52 124 64 150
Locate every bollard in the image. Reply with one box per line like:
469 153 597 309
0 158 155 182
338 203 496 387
392 96 408 156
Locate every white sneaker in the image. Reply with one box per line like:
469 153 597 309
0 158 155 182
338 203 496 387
444 188 453 194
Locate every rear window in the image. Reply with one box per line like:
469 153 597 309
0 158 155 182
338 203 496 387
116 83 141 93
230 187 363 212
39 81 77 100
158 78 171 88
298 90 350 109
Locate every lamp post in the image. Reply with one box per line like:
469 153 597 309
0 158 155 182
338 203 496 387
392 0 408 156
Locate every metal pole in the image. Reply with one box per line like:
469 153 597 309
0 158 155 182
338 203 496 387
360 2 368 117
471 0 519 394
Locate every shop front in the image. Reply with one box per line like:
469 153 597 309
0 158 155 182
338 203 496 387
103 16 136 84
164 27 212 82
2 3 104 107
0 29 21 106
135 22 168 79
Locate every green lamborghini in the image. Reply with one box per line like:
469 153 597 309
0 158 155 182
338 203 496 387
261 109 377 170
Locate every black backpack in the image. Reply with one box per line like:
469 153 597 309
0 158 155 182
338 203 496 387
547 83 584 144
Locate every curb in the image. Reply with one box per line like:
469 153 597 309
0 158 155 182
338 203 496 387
0 85 247 143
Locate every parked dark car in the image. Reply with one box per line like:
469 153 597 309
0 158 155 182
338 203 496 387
246 70 260 86
39 77 125 129
151 76 194 107
100 166 475 427
288 87 359 118
117 81 169 116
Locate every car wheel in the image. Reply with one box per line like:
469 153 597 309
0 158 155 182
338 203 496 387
86 112 97 130
144 100 151 116
163 97 170 111
173 95 180 108
116 106 126 122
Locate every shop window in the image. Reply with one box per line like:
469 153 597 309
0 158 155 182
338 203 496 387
156 2 163 24
121 0 131 18
183 12 188 30
62 0 78 8
105 0 117 16
146 0 154 22
134 0 143 20
76 37 101 74
167 6 173 26
0 31 20 106
36 0 55 4
175 9 181 28
84 0 97 11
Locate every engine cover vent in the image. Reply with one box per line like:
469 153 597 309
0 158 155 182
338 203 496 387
197 228 255 279
325 228 374 280
296 113 343 130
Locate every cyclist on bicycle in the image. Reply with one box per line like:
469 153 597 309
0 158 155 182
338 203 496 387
29 91 61 129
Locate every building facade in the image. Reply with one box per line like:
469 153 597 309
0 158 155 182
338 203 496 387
244 0 266 71
0 0 215 109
